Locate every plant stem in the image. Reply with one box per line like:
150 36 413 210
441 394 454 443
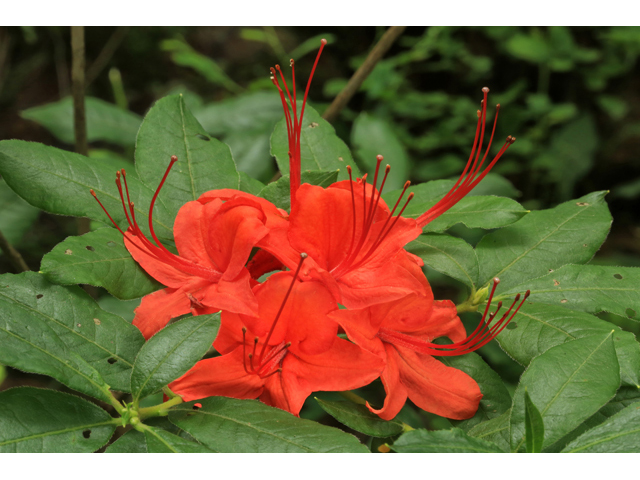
0 229 29 272
138 395 183 420
322 26 406 123
86 26 130 87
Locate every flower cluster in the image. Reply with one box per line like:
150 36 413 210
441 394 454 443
92 41 526 419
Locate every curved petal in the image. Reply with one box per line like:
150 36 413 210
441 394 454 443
367 343 408 421
124 233 192 288
199 268 258 316
170 346 264 402
173 199 221 270
411 299 467 342
394 345 482 420
132 286 192 340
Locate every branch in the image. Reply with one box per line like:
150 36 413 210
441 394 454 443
322 26 406 123
0 229 29 272
86 26 130 87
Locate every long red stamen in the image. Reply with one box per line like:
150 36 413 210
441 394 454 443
90 190 125 235
148 156 178 252
378 280 530 356
257 253 307 363
346 165 358 257
416 88 515 228
242 328 250 374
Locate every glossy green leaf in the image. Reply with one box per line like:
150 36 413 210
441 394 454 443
441 352 512 431
391 428 503 453
271 104 358 181
406 234 478 288
0 387 116 453
169 397 368 452
105 429 147 453
21 96 142 147
510 332 620 452
502 265 640 321
0 140 174 242
135 95 240 218
476 191 612 291
0 272 144 394
562 402 640 452
143 426 215 453
40 228 161 300
467 411 510 452
383 180 527 232
495 302 640 388
315 398 404 437
599 387 640 418
259 169 339 210
524 388 545 453
0 178 39 244
130 314 220 401
351 112 410 191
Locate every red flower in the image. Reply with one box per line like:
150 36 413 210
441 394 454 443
170 262 384 416
331 279 529 420
91 158 285 339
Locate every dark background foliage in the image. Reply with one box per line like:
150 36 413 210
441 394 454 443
1 26 639 429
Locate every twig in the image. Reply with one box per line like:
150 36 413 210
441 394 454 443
0 229 29 272
71 26 90 237
86 26 130 87
322 26 406 124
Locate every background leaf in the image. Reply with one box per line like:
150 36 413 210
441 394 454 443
130 314 220 401
258 169 339 210
21 96 142 147
169 397 368 452
0 272 144 393
40 228 161 300
524 388 545 453
509 332 620 452
271 104 359 181
476 191 612 292
391 428 503 453
0 178 40 245
0 387 115 453
466 411 510 452
351 112 410 191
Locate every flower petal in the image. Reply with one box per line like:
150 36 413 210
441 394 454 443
132 286 192 340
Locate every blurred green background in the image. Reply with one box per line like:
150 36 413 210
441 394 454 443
1 26 639 427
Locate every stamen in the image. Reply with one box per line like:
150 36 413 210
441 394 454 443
242 327 250 374
90 189 125 235
148 156 178 253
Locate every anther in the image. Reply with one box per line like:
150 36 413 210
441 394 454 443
290 59 294 67
376 154 384 162
90 189 96 197
321 38 327 45
482 86 490 93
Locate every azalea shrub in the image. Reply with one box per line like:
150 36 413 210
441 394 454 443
1 34 640 454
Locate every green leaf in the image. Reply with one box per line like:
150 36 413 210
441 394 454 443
599 387 640 418
382 180 527 232
143 426 215 453
238 171 266 196
135 95 240 217
502 265 640 321
467 411 510 452
315 398 404 437
351 112 410 191
271 104 358 181
509 332 620 452
0 140 174 242
406 233 478 289
40 228 161 300
424 196 528 233
562 402 640 452
0 178 39 244
130 314 220 401
0 387 116 453
391 428 503 453
21 96 142 147
524 388 545 453
476 191 612 291
104 429 147 453
169 397 368 452
258 169 339 210
495 302 640 388
441 352 512 431
0 272 144 394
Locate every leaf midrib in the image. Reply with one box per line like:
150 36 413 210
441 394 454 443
0 420 115 447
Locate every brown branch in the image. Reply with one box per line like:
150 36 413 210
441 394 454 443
71 26 90 237
322 26 406 124
0 229 29 272
86 26 130 87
